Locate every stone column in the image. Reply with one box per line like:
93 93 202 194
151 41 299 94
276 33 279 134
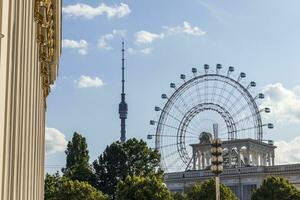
201 152 205 170
206 153 210 167
228 147 232 168
197 151 201 170
254 152 259 166
237 147 241 167
263 154 267 166
246 145 251 166
192 149 196 170
271 151 275 166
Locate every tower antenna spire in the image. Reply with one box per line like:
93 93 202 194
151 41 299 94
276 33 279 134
119 40 128 142
122 39 125 94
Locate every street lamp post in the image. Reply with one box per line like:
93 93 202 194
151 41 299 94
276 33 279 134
211 124 223 200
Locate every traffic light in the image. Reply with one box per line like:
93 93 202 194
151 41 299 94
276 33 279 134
211 138 223 175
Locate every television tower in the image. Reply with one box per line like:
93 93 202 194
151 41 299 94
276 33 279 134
119 41 128 142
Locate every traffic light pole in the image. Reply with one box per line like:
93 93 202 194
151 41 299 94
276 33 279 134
216 176 220 200
212 124 222 200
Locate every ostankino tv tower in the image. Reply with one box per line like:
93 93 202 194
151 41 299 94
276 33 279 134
119 41 128 142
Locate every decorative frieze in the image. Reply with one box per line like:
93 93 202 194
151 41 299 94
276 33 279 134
34 0 58 98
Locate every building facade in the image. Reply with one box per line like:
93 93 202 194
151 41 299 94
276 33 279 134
166 164 300 200
0 0 61 199
166 138 300 200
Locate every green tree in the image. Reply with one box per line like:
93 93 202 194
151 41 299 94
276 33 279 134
185 183 201 200
44 172 108 200
44 172 61 200
185 179 237 200
122 139 161 176
93 141 127 198
62 132 94 183
116 175 173 200
251 176 300 200
57 179 108 200
172 192 188 200
93 138 161 198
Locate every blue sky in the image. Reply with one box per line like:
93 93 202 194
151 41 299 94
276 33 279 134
45 0 300 173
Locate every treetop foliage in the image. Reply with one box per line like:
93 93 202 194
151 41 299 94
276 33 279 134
116 175 173 200
185 179 237 200
251 176 300 200
45 173 108 200
45 172 61 200
92 138 161 198
58 179 108 200
65 132 89 168
172 192 188 200
62 132 95 183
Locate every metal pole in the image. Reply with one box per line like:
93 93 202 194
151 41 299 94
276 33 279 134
239 169 242 200
213 123 221 200
213 123 218 138
216 176 220 200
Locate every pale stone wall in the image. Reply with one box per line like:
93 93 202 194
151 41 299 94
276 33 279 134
0 0 61 200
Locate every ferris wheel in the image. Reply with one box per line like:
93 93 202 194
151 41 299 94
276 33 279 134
148 64 273 173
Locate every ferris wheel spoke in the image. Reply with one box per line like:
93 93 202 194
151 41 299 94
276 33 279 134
169 100 202 132
160 143 180 149
219 125 263 136
159 134 198 139
184 139 199 146
214 77 227 106
210 76 220 103
162 110 200 133
195 75 202 105
168 156 184 169
213 124 229 135
231 103 251 118
204 76 209 104
177 95 204 131
178 95 190 112
155 121 200 136
164 150 181 159
163 138 197 150
221 86 237 108
233 113 257 126
226 92 246 114
187 88 206 129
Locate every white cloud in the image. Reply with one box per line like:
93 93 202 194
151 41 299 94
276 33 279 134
45 127 68 154
112 29 127 37
127 48 136 54
262 83 300 123
261 83 300 164
62 3 131 19
134 31 164 45
127 47 154 55
163 21 206 36
98 34 114 50
134 21 205 46
76 75 104 88
131 22 205 55
98 29 126 50
62 39 88 55
275 136 300 164
140 48 153 54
